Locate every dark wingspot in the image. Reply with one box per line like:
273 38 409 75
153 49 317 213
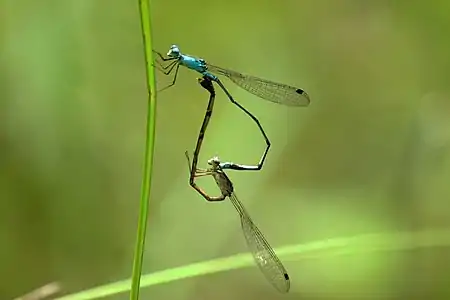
295 88 304 94
284 273 290 280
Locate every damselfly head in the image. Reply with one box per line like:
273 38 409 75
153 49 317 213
207 156 221 166
167 45 180 58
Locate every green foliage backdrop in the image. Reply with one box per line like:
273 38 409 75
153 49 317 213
1 0 450 299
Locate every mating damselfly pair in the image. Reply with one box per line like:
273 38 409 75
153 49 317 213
154 45 310 293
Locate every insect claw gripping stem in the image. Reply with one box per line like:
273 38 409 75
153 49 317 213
152 50 175 72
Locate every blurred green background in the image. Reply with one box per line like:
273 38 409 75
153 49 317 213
1 0 450 299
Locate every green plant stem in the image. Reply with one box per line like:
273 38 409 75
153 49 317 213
56 228 450 300
129 0 157 300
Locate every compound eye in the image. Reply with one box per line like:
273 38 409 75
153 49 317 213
167 45 180 57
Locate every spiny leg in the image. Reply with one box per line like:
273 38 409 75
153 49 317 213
153 50 177 62
154 59 178 75
185 150 207 179
158 64 180 92
184 151 225 202
191 183 226 202
153 50 177 71
214 78 271 171
152 50 180 92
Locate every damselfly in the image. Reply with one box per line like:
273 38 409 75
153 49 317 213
154 45 311 171
184 152 291 293
154 45 310 106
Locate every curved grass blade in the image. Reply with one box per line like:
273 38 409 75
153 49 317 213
55 228 450 300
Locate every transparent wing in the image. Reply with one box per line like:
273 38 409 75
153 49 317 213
206 63 310 107
229 192 290 293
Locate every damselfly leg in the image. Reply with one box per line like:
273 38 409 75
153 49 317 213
152 50 177 63
154 59 178 74
158 64 180 92
185 151 226 202
152 50 180 92
152 50 176 71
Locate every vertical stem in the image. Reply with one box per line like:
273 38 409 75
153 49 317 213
130 0 157 299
